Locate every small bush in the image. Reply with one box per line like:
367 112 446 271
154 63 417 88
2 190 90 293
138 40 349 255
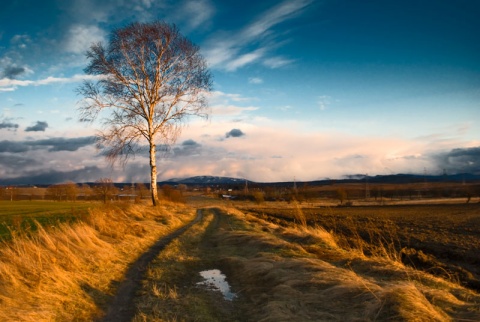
160 185 185 204
253 191 265 204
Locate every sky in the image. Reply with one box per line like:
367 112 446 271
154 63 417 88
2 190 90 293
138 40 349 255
0 0 479 184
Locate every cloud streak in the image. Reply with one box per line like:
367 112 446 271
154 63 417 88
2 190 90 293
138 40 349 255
248 77 263 84
203 0 312 71
25 121 48 132
208 91 259 117
0 56 34 79
318 95 332 111
0 166 104 186
158 112 480 182
432 147 480 174
2 66 28 79
0 136 101 184
63 24 106 54
0 74 104 91
0 119 19 130
0 124 477 185
176 0 215 30
0 136 95 153
172 139 202 157
226 129 245 138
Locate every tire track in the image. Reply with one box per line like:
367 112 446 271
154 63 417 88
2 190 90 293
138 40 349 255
100 209 203 322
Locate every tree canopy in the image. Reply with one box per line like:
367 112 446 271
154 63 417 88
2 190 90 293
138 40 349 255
78 21 212 205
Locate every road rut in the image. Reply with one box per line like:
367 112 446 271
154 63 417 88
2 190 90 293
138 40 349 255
99 209 203 322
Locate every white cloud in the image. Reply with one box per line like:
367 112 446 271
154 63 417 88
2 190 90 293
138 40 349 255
10 34 32 49
279 105 292 111
318 95 332 111
0 74 104 91
62 0 158 24
0 56 35 79
226 49 266 71
162 96 479 182
263 56 295 68
211 105 259 116
168 119 463 182
248 77 264 84
1 88 473 183
203 0 312 71
64 0 110 23
63 24 106 54
204 91 260 123
181 0 215 30
208 91 253 103
0 79 33 87
141 0 154 8
0 87 16 92
241 0 312 40
201 40 235 67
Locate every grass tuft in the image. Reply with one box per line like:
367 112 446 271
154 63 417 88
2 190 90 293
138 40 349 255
0 202 195 321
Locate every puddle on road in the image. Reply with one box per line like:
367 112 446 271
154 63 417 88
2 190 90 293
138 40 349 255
197 269 236 301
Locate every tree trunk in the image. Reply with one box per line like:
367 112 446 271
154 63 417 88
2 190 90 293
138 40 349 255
149 142 159 206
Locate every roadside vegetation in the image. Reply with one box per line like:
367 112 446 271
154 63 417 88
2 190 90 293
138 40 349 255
244 203 480 292
233 208 479 321
1 187 479 321
0 201 91 240
132 202 480 321
0 201 196 321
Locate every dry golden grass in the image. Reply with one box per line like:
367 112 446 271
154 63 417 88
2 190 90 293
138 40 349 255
0 201 195 321
217 207 480 321
244 202 480 291
9 195 475 321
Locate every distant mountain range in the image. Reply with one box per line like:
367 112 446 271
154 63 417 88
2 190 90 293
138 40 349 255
161 173 480 186
2 173 479 188
344 173 480 184
163 176 252 185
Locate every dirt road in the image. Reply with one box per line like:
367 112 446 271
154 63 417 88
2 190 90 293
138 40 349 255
100 209 203 322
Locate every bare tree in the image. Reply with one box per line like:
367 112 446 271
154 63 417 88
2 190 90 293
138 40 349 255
336 188 347 205
135 183 149 200
78 21 212 206
46 184 63 201
80 183 93 200
93 178 118 203
64 182 79 202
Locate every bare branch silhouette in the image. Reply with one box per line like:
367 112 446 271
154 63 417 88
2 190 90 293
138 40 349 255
78 21 212 205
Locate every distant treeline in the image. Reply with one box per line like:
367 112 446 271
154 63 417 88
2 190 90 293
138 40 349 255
2 180 479 204
216 181 480 204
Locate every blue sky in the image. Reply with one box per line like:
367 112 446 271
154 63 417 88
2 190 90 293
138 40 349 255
0 0 479 184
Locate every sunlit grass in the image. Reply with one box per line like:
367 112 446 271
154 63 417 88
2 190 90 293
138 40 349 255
0 201 196 321
0 200 91 216
221 206 480 321
0 200 92 239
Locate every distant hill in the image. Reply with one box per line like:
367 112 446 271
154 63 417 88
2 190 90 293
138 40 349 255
161 173 480 187
365 173 480 184
2 173 479 188
162 176 252 185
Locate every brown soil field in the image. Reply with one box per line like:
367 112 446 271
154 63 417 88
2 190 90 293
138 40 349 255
243 203 480 292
